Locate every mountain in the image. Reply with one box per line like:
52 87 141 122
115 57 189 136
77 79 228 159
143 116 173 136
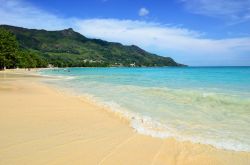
0 25 184 67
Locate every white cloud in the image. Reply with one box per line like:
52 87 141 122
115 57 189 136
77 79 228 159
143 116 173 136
75 19 250 65
0 0 71 30
0 0 249 65
180 0 250 23
139 7 149 17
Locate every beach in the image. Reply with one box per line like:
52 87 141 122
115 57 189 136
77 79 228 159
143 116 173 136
0 70 250 165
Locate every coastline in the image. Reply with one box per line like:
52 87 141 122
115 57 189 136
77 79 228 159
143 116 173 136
0 70 250 165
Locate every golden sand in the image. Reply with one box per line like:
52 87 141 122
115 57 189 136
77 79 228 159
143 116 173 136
0 70 249 165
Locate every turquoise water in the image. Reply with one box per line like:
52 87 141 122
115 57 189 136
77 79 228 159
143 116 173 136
40 67 250 152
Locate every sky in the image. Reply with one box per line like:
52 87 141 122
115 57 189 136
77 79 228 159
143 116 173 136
0 0 250 66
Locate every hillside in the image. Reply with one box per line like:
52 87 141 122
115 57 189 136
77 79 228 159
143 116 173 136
0 25 183 67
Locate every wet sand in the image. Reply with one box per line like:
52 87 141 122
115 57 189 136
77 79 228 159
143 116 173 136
0 70 249 165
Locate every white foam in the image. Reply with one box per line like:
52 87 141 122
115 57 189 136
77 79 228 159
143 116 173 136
39 74 250 152
37 73 76 80
89 97 250 152
75 93 250 152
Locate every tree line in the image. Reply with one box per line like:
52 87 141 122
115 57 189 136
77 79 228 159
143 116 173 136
0 28 48 70
0 28 111 69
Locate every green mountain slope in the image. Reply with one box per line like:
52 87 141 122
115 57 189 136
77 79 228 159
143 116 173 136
0 25 184 67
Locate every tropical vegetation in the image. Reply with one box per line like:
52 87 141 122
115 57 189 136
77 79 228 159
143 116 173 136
0 25 184 69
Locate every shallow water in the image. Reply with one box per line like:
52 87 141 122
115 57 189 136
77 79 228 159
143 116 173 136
40 67 250 152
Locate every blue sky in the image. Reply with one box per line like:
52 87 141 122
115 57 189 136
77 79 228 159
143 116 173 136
0 0 250 66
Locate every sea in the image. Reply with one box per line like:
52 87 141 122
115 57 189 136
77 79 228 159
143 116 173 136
39 67 250 152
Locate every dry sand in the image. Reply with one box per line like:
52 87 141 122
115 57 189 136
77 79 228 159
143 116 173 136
0 70 249 165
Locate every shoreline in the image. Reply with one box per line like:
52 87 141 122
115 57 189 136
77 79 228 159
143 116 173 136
0 70 250 165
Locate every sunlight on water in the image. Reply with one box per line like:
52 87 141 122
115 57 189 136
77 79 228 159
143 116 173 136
40 67 250 151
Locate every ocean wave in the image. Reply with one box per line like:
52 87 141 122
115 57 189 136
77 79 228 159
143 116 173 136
38 70 250 152
66 89 250 152
37 73 76 80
